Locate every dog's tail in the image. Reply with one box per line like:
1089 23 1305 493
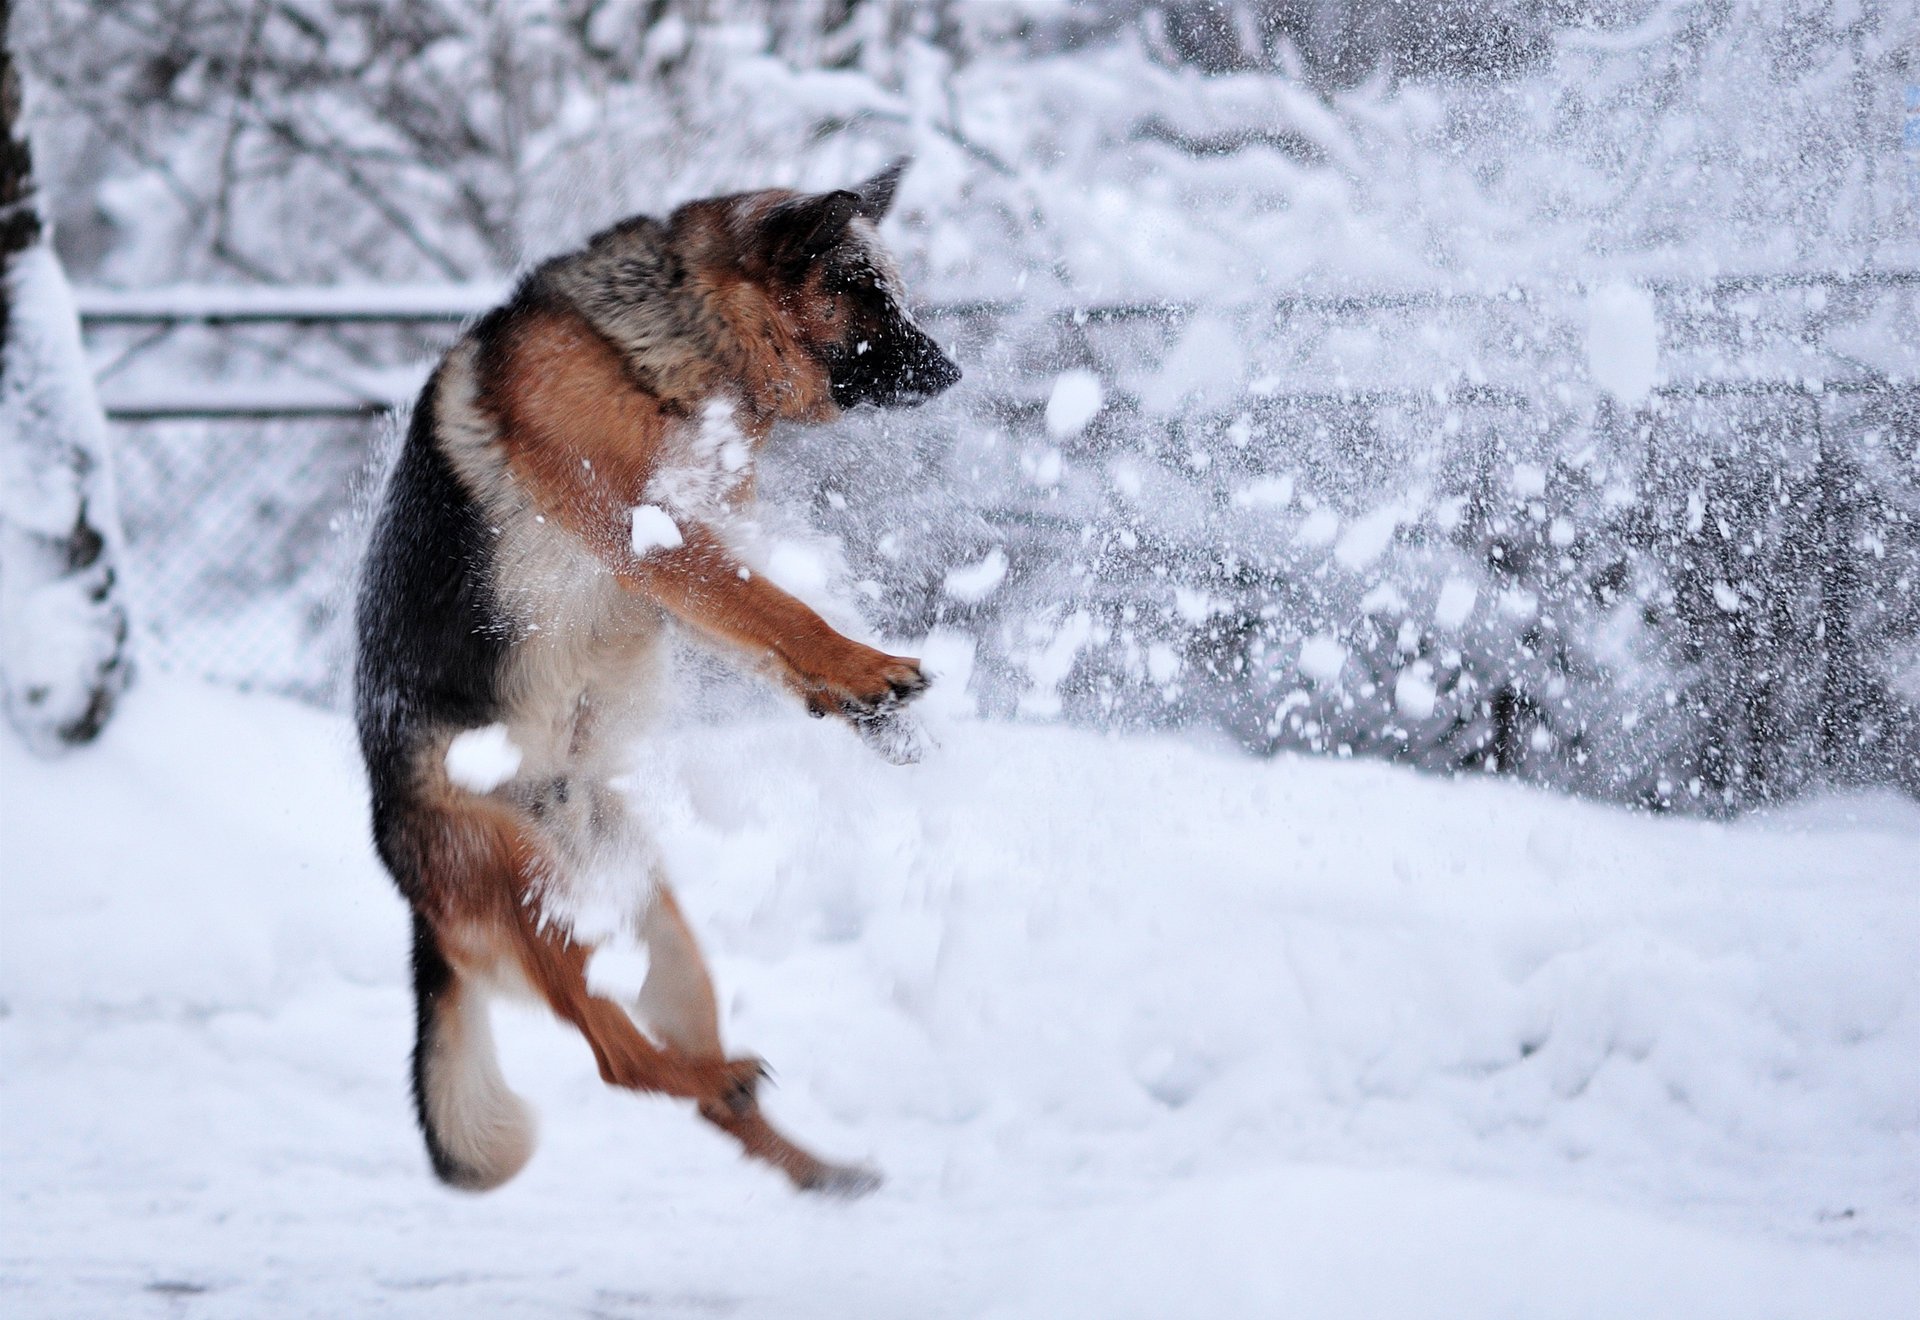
409 912 537 1191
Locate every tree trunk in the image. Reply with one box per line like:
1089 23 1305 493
0 3 132 754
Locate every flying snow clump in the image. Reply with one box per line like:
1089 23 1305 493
1395 662 1439 720
1434 578 1478 630
944 548 1010 604
630 504 684 556
1334 506 1400 572
446 724 523 793
585 937 652 1001
1045 370 1103 438
1299 634 1348 684
1586 282 1660 404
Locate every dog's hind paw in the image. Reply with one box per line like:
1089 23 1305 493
693 1056 769 1120
801 1162 884 1199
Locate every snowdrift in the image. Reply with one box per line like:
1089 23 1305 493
3 677 1916 1317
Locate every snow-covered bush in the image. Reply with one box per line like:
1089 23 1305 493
1 27 131 754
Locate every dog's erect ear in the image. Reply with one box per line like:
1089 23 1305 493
759 190 859 273
853 157 909 221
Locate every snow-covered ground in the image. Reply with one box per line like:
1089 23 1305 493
3 675 1916 1317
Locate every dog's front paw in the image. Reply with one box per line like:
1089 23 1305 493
801 644 929 725
841 651 927 710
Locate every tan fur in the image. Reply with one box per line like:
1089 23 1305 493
414 970 537 1191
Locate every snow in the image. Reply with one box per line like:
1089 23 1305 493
942 548 1009 604
444 723 524 794
629 503 685 556
1043 370 1103 439
1138 314 1244 413
4 676 1916 1316
1586 282 1661 404
762 538 833 600
1145 641 1182 684
646 399 751 525
1295 506 1341 547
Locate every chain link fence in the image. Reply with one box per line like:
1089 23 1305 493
111 415 383 705
87 270 1920 809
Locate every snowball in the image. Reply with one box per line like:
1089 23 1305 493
1046 370 1104 438
1586 282 1660 404
1299 634 1347 683
944 548 1009 604
446 724 523 793
1712 581 1743 613
630 504 684 555
1394 662 1438 720
1511 463 1547 499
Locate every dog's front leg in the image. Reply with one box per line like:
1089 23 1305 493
622 521 929 729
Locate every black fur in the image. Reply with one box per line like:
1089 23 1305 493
353 374 508 902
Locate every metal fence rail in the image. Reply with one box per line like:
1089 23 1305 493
79 268 1918 420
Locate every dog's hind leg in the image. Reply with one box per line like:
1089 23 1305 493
637 885 883 1198
402 794 760 1180
501 894 765 1111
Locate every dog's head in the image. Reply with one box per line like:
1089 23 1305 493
689 161 961 412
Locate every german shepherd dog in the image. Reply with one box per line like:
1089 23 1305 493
354 162 959 1196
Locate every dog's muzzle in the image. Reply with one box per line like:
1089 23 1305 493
831 324 962 409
